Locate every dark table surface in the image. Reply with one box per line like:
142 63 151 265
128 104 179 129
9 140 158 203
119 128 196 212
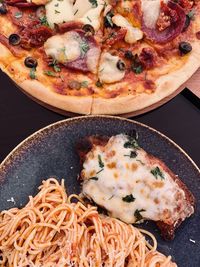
0 70 200 168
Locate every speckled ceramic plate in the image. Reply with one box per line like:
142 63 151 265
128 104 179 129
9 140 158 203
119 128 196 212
0 116 199 266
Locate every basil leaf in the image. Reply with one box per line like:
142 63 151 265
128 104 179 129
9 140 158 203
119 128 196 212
122 194 135 203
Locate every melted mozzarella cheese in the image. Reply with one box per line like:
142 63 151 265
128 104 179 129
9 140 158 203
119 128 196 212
86 47 101 74
82 134 191 224
112 14 143 44
45 0 74 28
73 0 93 18
44 32 81 63
45 0 104 30
141 0 161 28
98 53 125 84
75 0 105 31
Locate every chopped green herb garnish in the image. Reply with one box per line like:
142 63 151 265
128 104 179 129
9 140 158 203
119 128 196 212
124 151 137 158
187 9 195 20
132 65 143 74
40 16 49 27
74 9 78 16
48 59 61 72
104 11 114 28
136 159 145 166
54 3 59 7
55 10 60 14
134 209 145 222
14 11 23 19
89 0 98 8
81 81 89 88
87 16 92 23
80 40 90 55
44 70 57 77
98 155 104 169
131 54 143 74
30 68 36 79
89 177 98 181
96 168 104 174
151 166 164 180
124 136 140 150
122 194 135 203
108 195 114 200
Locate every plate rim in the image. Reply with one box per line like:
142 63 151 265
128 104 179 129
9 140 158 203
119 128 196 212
0 115 199 175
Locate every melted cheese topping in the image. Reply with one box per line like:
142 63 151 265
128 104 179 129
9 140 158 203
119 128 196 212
112 14 143 44
45 0 74 28
141 0 161 28
74 0 105 31
45 0 104 30
86 47 101 74
73 0 92 18
44 32 81 63
82 134 192 225
98 53 125 84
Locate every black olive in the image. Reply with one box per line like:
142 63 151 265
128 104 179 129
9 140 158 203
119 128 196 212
82 24 95 36
24 57 38 68
117 60 126 71
179 41 192 55
124 50 134 60
182 15 191 32
0 2 7 15
8 34 21 46
68 80 81 90
96 80 103 87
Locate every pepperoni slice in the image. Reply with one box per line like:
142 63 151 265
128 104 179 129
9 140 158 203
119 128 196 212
64 30 100 73
8 6 39 28
142 1 186 44
5 0 36 7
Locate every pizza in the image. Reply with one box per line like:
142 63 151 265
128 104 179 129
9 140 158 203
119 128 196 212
77 133 195 240
0 0 200 115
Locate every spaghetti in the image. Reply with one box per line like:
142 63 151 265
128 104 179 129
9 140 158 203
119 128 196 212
0 178 177 267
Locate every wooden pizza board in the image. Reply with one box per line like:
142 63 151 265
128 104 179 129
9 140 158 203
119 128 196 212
16 68 200 118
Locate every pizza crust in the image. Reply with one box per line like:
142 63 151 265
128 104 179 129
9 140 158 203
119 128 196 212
91 41 200 115
20 80 93 115
0 38 200 115
0 43 93 115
